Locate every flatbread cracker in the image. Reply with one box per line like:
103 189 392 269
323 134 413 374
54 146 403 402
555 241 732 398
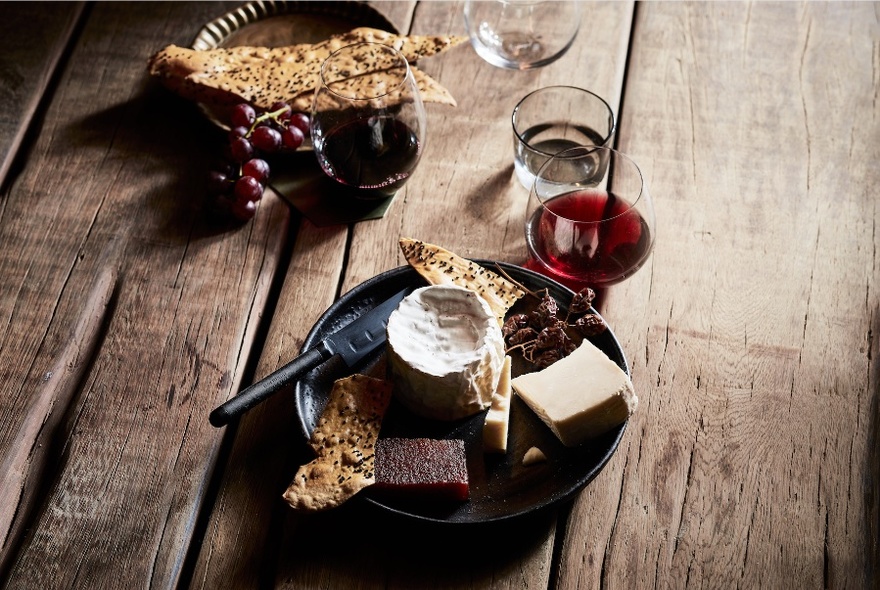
399 238 526 326
288 68 456 112
282 374 392 511
318 27 466 61
147 27 465 110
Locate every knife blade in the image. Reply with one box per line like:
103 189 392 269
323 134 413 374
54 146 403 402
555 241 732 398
209 287 409 427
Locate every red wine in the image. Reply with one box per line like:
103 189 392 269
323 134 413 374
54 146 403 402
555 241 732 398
525 189 652 289
317 116 421 199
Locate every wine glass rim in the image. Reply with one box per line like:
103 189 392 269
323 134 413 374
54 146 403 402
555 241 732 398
512 85 616 154
532 146 648 223
320 41 411 101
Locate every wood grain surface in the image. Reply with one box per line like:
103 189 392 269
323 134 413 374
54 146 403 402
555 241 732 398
0 1 877 589
576 3 880 589
0 2 291 587
0 2 84 185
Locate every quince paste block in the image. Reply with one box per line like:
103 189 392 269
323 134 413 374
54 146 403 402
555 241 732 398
511 340 637 447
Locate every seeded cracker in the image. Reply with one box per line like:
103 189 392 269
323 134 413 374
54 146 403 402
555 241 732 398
399 238 526 326
282 374 392 511
288 69 454 112
147 27 465 111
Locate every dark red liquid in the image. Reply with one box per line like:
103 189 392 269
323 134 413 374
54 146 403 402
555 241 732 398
318 116 421 199
525 189 652 290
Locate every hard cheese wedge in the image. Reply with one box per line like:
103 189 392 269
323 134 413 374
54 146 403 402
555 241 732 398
482 355 512 453
511 340 637 447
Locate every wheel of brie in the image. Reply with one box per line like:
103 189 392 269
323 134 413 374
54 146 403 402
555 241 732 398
386 284 505 421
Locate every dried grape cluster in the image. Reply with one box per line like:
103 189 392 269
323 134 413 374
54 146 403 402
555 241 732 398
502 287 607 369
208 102 311 222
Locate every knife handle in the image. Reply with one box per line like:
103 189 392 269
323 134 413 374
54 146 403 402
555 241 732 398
209 345 330 427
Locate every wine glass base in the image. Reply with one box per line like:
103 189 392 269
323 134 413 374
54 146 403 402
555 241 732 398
470 38 574 70
268 153 398 226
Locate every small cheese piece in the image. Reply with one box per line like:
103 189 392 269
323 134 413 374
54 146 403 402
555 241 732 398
386 284 505 421
482 355 513 453
522 447 547 466
511 340 637 447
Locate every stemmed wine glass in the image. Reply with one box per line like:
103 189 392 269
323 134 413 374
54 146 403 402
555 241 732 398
310 42 426 200
524 146 656 292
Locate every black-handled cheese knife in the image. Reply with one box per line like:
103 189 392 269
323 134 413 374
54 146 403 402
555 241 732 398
209 288 409 427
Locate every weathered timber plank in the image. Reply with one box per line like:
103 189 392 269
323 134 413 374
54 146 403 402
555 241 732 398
186 3 419 588
0 253 117 578
187 220 349 590
0 2 292 587
0 2 84 186
265 2 635 590
557 2 880 589
369 0 419 33
275 508 558 590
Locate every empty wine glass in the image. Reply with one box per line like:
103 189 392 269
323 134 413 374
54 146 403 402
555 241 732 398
464 0 582 70
524 146 656 292
512 86 615 190
310 42 427 200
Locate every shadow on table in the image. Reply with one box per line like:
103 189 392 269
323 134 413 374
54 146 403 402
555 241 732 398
274 497 562 586
59 85 286 242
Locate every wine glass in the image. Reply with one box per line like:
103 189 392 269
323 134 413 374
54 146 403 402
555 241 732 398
463 0 583 70
310 42 426 200
512 86 615 190
524 146 656 292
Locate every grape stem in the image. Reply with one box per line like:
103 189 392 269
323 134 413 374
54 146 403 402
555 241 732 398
491 263 547 301
245 106 291 137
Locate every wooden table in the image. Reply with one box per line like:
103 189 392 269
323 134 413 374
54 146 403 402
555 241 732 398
1 1 877 588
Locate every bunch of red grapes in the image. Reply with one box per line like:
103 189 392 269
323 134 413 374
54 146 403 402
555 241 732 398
208 102 311 221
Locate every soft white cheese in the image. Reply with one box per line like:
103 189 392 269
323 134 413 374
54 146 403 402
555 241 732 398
482 355 512 453
386 284 505 421
511 339 637 447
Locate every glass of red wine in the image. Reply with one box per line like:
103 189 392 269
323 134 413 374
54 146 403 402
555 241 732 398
524 146 655 292
310 42 426 200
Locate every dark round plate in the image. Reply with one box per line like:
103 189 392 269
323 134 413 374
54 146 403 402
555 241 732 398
294 261 629 526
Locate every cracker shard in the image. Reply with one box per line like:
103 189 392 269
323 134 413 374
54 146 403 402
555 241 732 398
398 237 525 326
282 374 392 512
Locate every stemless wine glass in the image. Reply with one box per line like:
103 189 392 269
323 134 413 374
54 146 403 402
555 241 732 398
310 42 426 200
512 86 615 190
463 0 582 70
524 146 656 292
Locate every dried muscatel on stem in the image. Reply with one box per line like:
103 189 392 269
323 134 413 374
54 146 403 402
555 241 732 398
498 278 608 370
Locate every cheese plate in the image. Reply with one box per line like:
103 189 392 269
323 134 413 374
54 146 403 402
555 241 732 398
294 261 629 525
